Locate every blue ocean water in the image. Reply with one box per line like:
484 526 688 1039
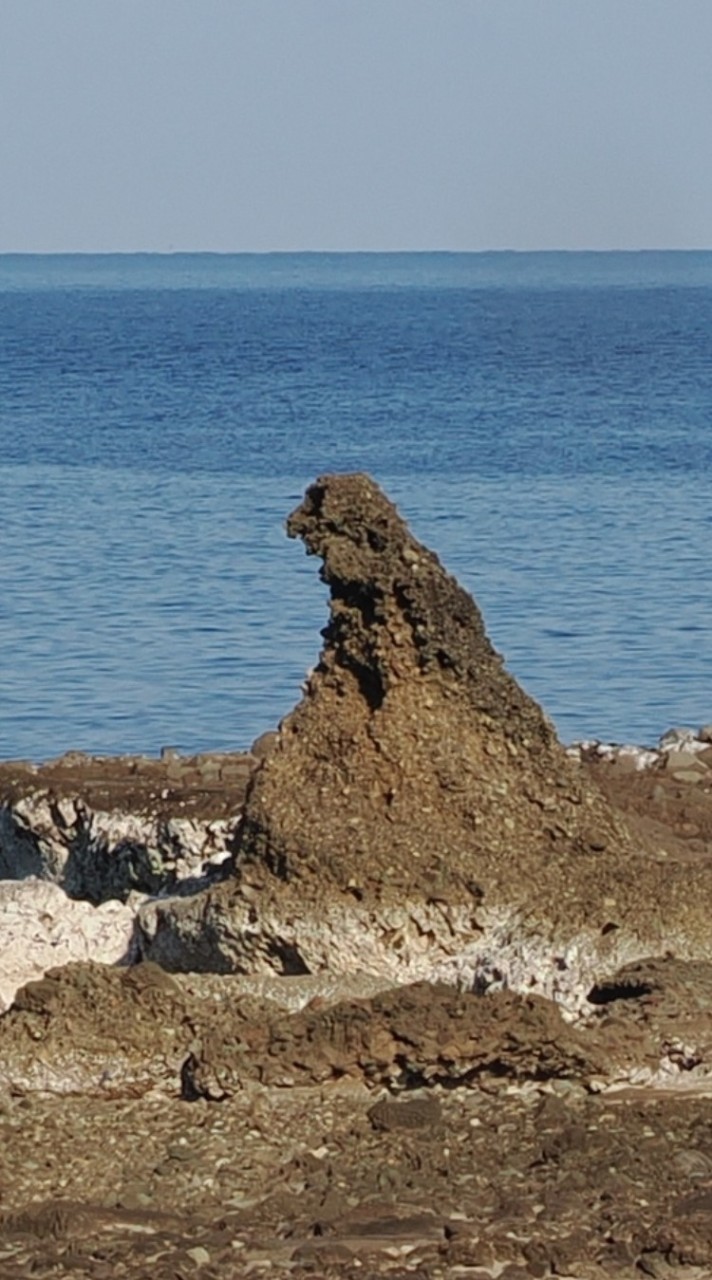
1 252 711 761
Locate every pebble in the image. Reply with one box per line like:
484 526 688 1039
660 726 698 748
187 1245 211 1265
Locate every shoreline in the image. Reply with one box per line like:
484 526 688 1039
2 727 712 1275
2 475 712 1277
1 717 712 1006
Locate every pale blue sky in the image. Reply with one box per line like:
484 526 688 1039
2 0 711 252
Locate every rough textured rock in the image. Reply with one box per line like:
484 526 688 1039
5 474 712 1275
182 979 608 1101
7 1077 712 1279
586 955 712 1088
182 956 712 1102
246 471 625 890
0 961 394 1095
0 751 252 902
0 962 605 1099
0 880 136 1013
139 475 712 1010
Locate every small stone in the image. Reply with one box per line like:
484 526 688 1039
198 760 221 781
664 751 708 776
119 1183 155 1210
368 1095 442 1131
584 829 608 852
187 1246 210 1265
608 752 642 774
167 1142 195 1162
699 723 712 743
670 770 706 785
659 727 697 748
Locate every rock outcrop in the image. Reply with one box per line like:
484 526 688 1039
6 477 712 1279
0 751 252 902
0 752 255 1005
0 960 607 1098
8 953 712 1100
137 474 712 1008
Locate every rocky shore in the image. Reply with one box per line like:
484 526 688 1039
2 474 712 1278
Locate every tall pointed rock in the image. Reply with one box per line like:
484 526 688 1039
238 473 629 899
141 474 712 1007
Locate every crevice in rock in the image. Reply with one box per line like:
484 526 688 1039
587 980 654 1006
266 940 311 976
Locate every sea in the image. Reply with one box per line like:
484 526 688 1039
1 251 711 762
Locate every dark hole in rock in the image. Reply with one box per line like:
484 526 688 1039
266 940 311 976
586 980 654 1005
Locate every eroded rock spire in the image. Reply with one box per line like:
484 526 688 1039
285 473 554 744
140 474 712 1007
237 473 628 895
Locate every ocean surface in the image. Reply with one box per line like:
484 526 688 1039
1 251 711 762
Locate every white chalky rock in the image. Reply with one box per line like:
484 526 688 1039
0 878 136 1012
0 791 237 902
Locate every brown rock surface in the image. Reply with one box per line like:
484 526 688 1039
5 475 712 1275
584 744 712 866
8 956 712 1277
0 962 606 1100
6 1050 712 1276
0 750 254 822
242 472 629 893
140 476 712 1007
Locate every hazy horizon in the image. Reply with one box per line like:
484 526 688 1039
3 0 712 254
3 248 712 258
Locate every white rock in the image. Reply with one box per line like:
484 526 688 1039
0 792 239 903
566 742 660 771
612 745 660 770
659 727 698 749
0 879 136 1012
662 739 711 758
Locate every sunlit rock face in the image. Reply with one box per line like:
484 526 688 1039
140 474 712 1009
240 472 628 890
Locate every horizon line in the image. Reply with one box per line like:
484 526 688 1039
2 247 712 258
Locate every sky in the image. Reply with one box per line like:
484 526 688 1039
1 0 711 253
